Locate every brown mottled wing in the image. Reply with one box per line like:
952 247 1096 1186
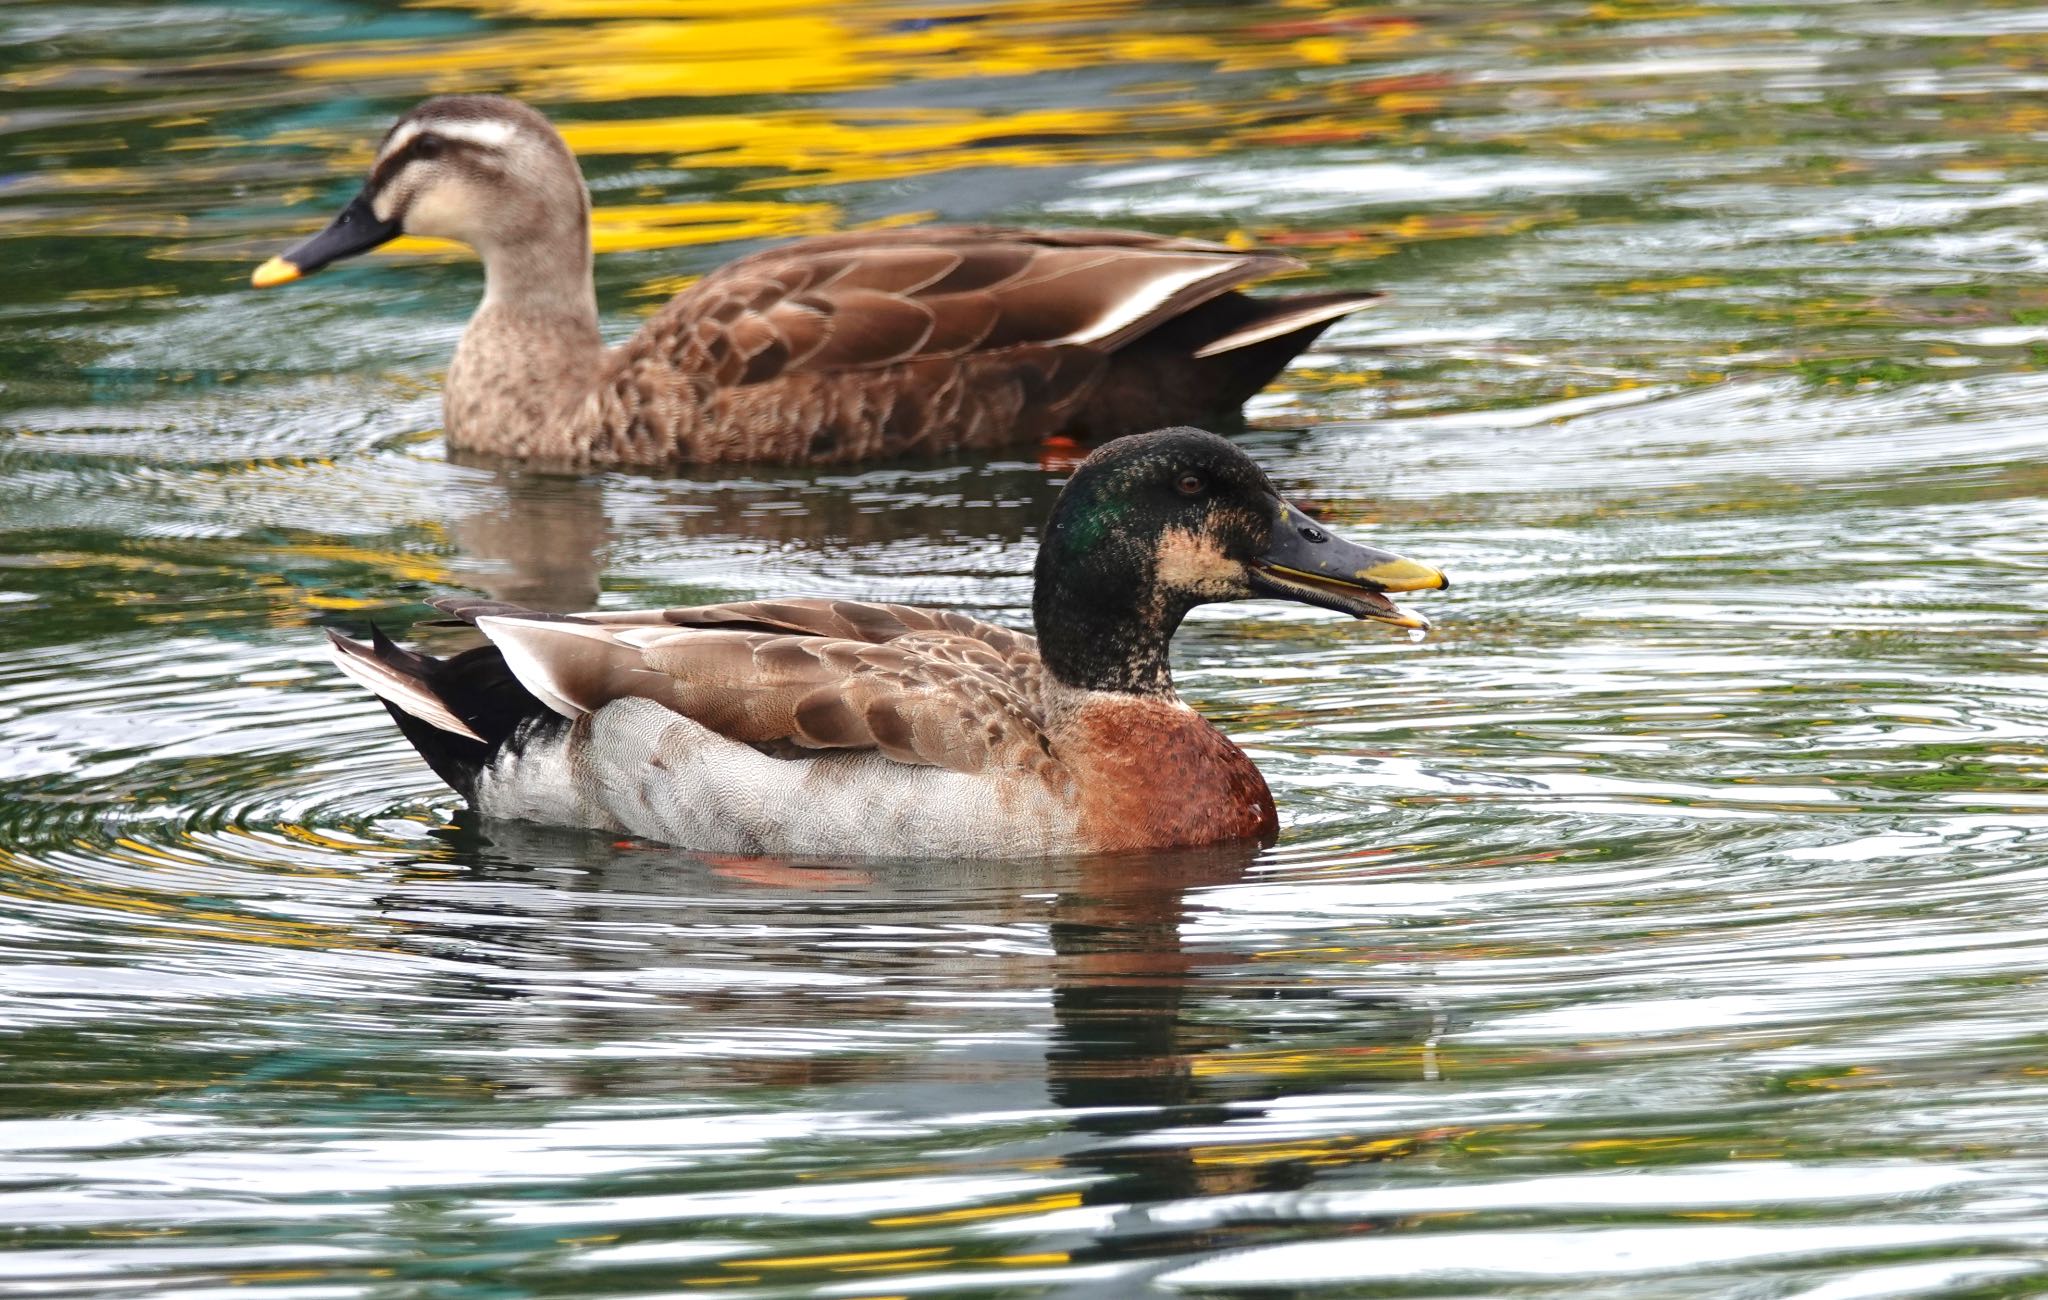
583 598 1044 697
584 226 1303 462
473 605 1054 777
586 597 1031 651
669 226 1299 373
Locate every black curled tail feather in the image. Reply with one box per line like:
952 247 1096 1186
328 622 555 804
1076 290 1382 437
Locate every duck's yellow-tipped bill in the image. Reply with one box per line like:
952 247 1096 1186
251 256 302 289
1249 499 1449 631
1355 555 1450 594
1250 564 1436 630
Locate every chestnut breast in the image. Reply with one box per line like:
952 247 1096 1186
1061 695 1278 852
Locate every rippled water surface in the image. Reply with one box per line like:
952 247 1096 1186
7 1 2048 1295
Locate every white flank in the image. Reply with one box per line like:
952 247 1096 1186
328 638 486 742
1191 296 1380 358
479 698 1085 857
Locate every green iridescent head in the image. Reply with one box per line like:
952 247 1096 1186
1032 427 1448 694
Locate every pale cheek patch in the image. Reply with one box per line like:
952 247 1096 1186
400 184 475 242
370 184 406 224
1155 526 1246 597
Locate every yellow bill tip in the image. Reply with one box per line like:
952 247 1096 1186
1357 557 1450 593
1379 603 1431 632
250 256 301 289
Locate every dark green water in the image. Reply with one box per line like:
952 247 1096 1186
6 1 2048 1295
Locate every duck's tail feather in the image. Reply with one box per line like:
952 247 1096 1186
418 596 602 628
1190 290 1382 359
1073 289 1383 437
326 622 548 803
328 627 486 743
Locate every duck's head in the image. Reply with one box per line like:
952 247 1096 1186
1033 427 1448 695
251 95 587 290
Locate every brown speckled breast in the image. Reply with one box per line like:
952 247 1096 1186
1062 696 1278 852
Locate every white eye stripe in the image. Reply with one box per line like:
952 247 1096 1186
377 117 519 164
376 121 423 164
428 119 520 150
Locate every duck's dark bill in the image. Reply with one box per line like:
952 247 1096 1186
1249 564 1432 629
1250 500 1446 629
251 191 400 288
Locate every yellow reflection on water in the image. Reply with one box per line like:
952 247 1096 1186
0 0 1479 265
558 107 1193 190
871 1190 1084 1228
282 0 1420 105
0 843 382 955
381 197 839 261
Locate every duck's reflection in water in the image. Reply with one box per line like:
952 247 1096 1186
441 452 1085 617
1042 851 1437 1271
447 468 610 612
391 820 1439 1270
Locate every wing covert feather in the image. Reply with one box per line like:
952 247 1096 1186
478 603 1054 778
617 226 1301 388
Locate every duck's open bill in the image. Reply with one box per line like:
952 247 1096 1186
1248 500 1447 630
249 191 398 288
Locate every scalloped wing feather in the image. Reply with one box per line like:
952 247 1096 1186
623 226 1299 385
469 602 1055 779
574 227 1331 463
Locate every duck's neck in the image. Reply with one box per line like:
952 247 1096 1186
444 214 605 459
1032 524 1187 698
477 205 598 318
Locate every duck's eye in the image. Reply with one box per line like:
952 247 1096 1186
414 133 446 160
1175 473 1205 497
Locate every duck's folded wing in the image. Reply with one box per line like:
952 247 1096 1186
470 611 1056 778
620 225 1303 387
583 597 1033 651
432 594 1028 651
